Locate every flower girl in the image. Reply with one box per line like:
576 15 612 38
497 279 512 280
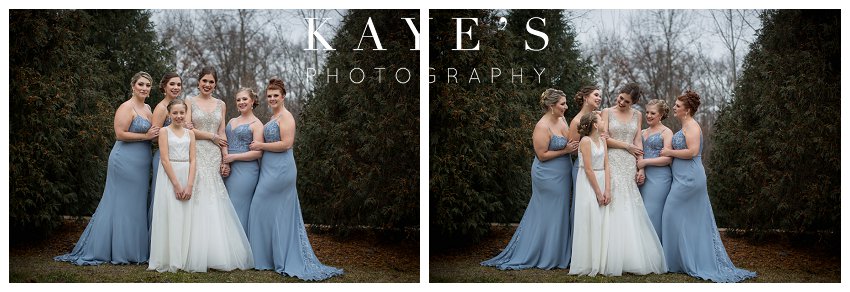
569 112 611 276
149 99 196 272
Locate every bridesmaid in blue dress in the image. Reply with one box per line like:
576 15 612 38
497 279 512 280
481 88 578 270
223 87 264 234
660 90 757 282
568 85 601 252
636 99 673 240
247 78 343 281
148 72 182 229
55 72 159 265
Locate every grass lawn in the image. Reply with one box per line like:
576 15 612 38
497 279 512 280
430 225 839 283
10 219 419 283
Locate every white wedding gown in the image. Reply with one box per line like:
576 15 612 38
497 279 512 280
185 99 253 272
600 110 666 276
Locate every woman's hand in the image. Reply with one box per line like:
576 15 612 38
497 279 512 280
222 154 235 164
636 169 646 186
628 144 644 157
182 185 193 201
660 147 672 157
146 126 161 141
212 134 228 148
172 183 184 200
220 163 231 177
249 140 263 151
567 140 580 153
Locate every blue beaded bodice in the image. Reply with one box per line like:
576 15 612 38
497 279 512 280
549 134 567 151
129 115 152 133
672 130 703 157
226 122 254 154
643 131 663 159
263 120 281 143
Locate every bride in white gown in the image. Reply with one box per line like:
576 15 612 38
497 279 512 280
597 85 666 276
182 68 253 272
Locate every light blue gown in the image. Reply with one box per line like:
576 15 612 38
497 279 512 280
55 115 152 265
148 116 171 230
638 131 671 240
248 119 343 281
481 129 573 270
224 121 259 234
661 129 757 282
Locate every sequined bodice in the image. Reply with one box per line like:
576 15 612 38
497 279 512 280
264 120 281 143
191 100 222 134
643 131 663 159
672 129 703 157
128 115 152 133
227 122 254 154
549 135 567 151
166 127 190 162
608 110 638 142
162 116 172 127
191 99 223 167
576 138 605 170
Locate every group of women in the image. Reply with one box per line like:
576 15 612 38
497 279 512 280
482 84 757 283
54 68 343 281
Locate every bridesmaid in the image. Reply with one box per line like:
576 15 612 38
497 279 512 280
247 78 343 281
55 71 159 265
637 99 673 239
223 87 264 234
568 85 602 244
148 72 182 229
660 90 757 282
481 88 578 270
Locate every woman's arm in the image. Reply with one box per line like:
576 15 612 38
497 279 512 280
531 123 567 162
661 123 701 159
185 131 197 200
114 103 155 142
224 121 264 162
256 112 297 153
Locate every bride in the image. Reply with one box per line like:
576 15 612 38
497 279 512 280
597 83 666 276
180 67 253 272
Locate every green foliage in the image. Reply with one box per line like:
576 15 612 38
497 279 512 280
708 10 839 240
9 10 173 241
297 10 420 235
430 10 594 246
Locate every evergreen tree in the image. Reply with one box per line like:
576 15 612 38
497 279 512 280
296 10 420 235
708 10 839 241
430 10 594 246
9 10 173 240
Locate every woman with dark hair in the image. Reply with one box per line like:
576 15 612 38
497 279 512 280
148 72 182 228
248 77 343 281
55 71 158 265
660 90 756 282
183 66 253 272
596 83 666 276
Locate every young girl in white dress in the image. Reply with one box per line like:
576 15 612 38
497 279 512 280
569 112 612 277
148 99 196 272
